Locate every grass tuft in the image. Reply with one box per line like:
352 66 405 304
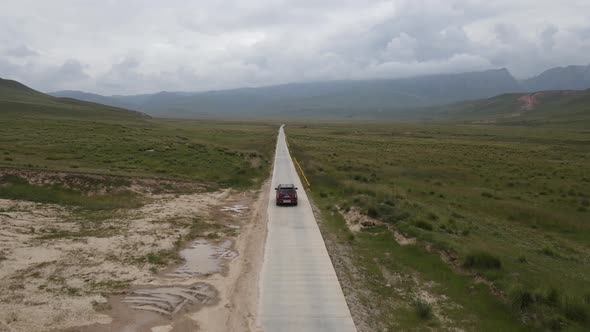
463 252 502 270
510 287 535 311
414 299 432 320
563 298 588 323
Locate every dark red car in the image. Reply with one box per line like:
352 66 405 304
275 184 298 206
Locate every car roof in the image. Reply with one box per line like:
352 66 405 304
278 184 296 189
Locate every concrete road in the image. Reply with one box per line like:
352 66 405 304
257 126 357 332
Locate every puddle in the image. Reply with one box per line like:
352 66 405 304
166 240 237 278
117 239 236 318
122 283 216 316
220 204 249 213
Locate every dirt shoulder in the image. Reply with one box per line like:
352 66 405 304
190 180 269 332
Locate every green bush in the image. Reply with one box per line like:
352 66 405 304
414 299 432 320
545 288 561 307
463 252 502 269
563 298 588 323
510 287 535 311
541 247 558 257
367 206 379 218
414 220 433 231
544 314 566 331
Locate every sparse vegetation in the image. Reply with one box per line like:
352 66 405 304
288 122 590 331
0 174 142 210
145 250 181 266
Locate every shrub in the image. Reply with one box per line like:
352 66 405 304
510 287 535 311
414 299 432 320
545 288 561 307
563 298 588 323
544 315 566 331
463 252 502 269
541 247 557 257
414 220 433 231
367 206 379 218
347 233 355 243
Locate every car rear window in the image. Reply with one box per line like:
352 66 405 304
279 188 296 194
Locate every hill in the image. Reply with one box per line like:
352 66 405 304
522 64 590 91
0 78 148 120
49 90 137 111
426 89 590 124
51 68 522 118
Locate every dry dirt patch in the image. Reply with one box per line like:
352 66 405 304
339 206 416 246
0 170 262 332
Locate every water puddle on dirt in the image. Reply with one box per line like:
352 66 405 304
107 239 238 325
166 239 238 278
122 284 217 316
221 204 249 213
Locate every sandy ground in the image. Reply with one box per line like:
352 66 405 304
0 170 268 332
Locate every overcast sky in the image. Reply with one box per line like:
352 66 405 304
1 0 589 95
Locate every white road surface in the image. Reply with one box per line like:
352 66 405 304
257 126 357 332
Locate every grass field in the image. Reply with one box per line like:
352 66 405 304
287 123 590 331
1 78 278 191
0 116 277 189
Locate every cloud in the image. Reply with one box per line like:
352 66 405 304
3 45 39 58
0 0 589 94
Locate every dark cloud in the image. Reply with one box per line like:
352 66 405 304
0 0 589 94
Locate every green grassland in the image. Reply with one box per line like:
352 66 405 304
287 122 590 331
0 117 276 188
0 78 277 189
0 77 277 220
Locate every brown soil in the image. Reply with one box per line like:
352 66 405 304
518 94 538 111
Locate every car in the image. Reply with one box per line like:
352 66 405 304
275 184 298 206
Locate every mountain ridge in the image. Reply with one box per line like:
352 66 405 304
50 68 524 118
522 64 590 92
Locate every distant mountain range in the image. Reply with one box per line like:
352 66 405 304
3 73 589 124
48 64 590 119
